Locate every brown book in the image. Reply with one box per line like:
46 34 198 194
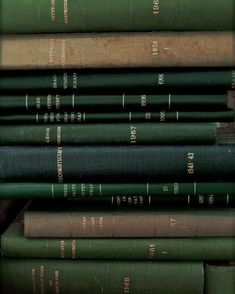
24 204 235 238
0 32 234 70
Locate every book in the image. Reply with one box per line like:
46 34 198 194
2 222 235 260
0 145 234 182
0 259 204 294
1 93 234 112
0 182 234 207
1 32 234 70
1 0 234 33
205 263 235 294
1 111 234 124
24 205 235 237
0 123 234 146
0 70 234 92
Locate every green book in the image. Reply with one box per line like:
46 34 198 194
0 145 235 182
205 263 235 294
0 259 204 294
2 222 235 261
0 123 234 146
0 0 234 33
1 111 234 124
0 70 234 92
0 182 234 208
24 204 235 237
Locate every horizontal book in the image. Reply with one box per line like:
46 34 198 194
0 259 203 294
0 182 234 207
1 32 234 69
1 111 234 124
24 205 235 238
0 70 234 92
1 93 234 112
0 145 235 182
2 222 235 260
1 0 234 33
0 123 234 146
205 263 235 294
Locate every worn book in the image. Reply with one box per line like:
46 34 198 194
24 204 235 238
2 222 235 260
1 32 234 69
0 259 203 294
0 145 235 182
0 70 234 92
1 0 234 33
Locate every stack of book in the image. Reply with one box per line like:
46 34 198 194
0 0 235 293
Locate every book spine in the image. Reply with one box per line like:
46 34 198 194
1 32 234 69
205 264 235 294
1 0 234 33
0 145 234 182
1 182 234 207
24 208 235 237
2 223 235 260
0 70 234 92
0 123 219 145
0 94 232 112
0 259 203 294
1 111 234 124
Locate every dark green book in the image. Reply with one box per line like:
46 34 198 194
205 263 235 294
0 145 235 182
0 259 204 294
0 182 234 208
0 123 234 146
0 70 234 93
1 111 234 124
0 0 234 33
24 204 235 237
2 222 235 260
0 93 234 112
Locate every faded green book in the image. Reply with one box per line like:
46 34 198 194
205 263 235 294
0 0 234 33
0 259 204 294
0 123 234 145
2 222 235 261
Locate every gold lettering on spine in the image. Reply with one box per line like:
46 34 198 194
64 0 69 23
49 39 55 65
32 268 37 294
158 73 165 85
123 277 130 293
153 0 160 15
53 74 58 89
148 244 156 259
140 95 147 107
45 128 51 144
47 95 52 110
187 153 195 174
57 147 64 182
51 0 56 22
54 270 60 294
232 70 235 89
73 72 78 89
57 126 62 145
40 265 45 294
174 183 179 194
160 111 166 122
72 240 77 258
61 39 66 68
63 72 68 89
60 240 65 258
130 126 137 144
152 40 159 56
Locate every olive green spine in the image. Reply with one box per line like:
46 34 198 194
0 182 234 207
205 264 235 294
0 111 234 124
0 70 234 93
2 223 235 261
0 123 218 145
0 0 234 33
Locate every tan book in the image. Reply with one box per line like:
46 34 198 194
0 32 234 70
